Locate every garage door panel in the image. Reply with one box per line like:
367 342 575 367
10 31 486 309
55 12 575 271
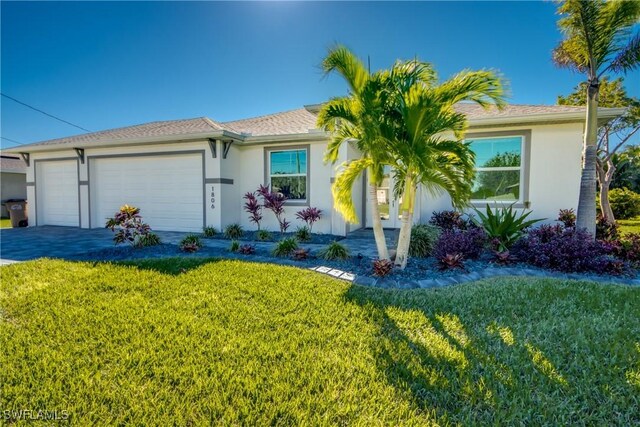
37 160 79 227
91 154 203 232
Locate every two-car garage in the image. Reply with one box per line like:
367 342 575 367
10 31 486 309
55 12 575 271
34 152 204 232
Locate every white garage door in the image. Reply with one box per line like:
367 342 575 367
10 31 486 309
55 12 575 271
91 154 203 232
36 160 79 226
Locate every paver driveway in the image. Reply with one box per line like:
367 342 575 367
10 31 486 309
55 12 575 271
0 226 191 262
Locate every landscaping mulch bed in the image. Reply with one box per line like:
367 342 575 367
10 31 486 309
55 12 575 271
71 243 638 286
205 230 344 245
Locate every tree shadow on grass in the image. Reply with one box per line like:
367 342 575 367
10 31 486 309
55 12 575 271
114 257 225 275
342 284 614 425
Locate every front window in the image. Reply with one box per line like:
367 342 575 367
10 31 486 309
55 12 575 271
268 148 308 201
468 136 523 202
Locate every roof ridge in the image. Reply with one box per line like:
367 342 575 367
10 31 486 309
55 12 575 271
221 107 308 124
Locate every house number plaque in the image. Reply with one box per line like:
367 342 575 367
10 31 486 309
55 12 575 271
210 186 215 209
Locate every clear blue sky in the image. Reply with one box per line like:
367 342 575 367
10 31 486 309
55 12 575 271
1 1 639 149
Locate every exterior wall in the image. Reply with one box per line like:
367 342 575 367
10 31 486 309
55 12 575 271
1 172 27 217
418 122 583 223
26 141 217 229
233 138 343 235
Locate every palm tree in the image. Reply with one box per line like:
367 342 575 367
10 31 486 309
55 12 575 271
383 64 506 269
317 46 393 260
553 0 640 235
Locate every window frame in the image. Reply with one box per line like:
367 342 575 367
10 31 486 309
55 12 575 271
465 130 531 209
264 145 310 206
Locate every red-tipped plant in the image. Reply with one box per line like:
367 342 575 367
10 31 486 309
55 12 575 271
257 184 289 233
438 253 465 270
372 259 394 277
243 192 263 230
295 207 322 232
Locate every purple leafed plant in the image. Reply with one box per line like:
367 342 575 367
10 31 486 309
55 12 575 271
433 228 487 260
513 226 626 275
243 192 263 230
105 205 155 247
295 207 322 232
257 184 289 233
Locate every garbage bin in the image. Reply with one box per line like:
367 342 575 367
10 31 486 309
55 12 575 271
4 200 28 227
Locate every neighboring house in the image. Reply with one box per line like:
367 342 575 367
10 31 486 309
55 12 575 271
0 154 27 218
6 104 624 234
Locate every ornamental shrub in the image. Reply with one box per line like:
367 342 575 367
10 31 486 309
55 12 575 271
243 192 263 230
616 233 640 267
295 207 322 232
428 210 471 231
224 223 244 240
513 226 624 275
472 205 543 251
105 205 158 248
318 241 350 260
295 226 311 242
180 234 202 253
408 224 440 257
557 209 576 228
203 226 217 238
608 188 640 220
272 237 298 257
433 228 487 261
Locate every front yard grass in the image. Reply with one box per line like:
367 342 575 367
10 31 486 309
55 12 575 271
1 258 639 425
619 216 640 235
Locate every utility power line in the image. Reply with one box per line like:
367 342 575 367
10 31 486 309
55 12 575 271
0 136 22 145
1 93 92 132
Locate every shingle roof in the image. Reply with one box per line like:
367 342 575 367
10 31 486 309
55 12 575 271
9 103 620 152
455 103 587 119
26 117 224 147
222 108 318 136
0 155 26 173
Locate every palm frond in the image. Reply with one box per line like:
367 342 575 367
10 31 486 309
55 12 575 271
331 158 373 223
609 32 640 74
322 45 369 95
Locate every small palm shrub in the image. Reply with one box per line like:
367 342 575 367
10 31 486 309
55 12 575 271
180 234 202 253
408 224 440 257
428 210 470 231
473 205 543 251
292 248 310 261
318 241 350 260
608 188 640 220
438 253 465 270
272 237 298 257
224 223 244 240
138 232 161 247
372 259 393 277
295 226 311 242
203 226 217 238
238 244 256 255
229 240 240 252
433 228 486 261
256 229 272 241
557 209 576 228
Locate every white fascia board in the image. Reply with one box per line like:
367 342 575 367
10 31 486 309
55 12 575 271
4 130 245 154
467 107 625 128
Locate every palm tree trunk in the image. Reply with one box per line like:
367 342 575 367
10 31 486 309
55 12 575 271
369 183 389 260
394 177 415 269
576 79 599 237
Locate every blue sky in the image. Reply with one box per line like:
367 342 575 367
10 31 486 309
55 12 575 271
1 1 639 149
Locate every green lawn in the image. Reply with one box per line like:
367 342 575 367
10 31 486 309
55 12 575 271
1 259 639 425
0 218 12 228
619 216 640 235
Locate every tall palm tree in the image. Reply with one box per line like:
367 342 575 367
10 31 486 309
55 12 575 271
384 64 506 269
317 46 393 260
553 0 640 235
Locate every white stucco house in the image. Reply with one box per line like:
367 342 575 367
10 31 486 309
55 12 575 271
6 103 623 235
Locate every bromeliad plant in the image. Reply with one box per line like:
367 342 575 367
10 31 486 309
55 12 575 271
472 204 543 252
105 205 159 248
295 207 322 232
180 234 202 253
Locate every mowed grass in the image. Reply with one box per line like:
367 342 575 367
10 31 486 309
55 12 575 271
1 259 640 425
619 216 640 235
